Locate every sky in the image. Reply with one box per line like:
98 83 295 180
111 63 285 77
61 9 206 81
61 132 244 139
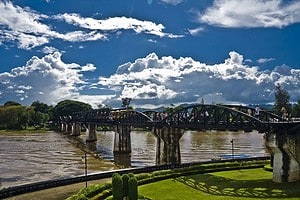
0 0 299 109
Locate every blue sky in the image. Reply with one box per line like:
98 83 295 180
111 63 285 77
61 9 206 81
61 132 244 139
0 0 299 108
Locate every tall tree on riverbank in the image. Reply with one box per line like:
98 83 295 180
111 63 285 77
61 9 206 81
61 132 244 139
29 101 53 127
274 84 291 115
53 100 92 121
291 100 300 117
3 101 21 106
0 105 27 129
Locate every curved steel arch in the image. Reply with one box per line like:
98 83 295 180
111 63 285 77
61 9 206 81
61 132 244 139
160 104 277 132
223 104 282 122
111 109 154 127
142 110 163 121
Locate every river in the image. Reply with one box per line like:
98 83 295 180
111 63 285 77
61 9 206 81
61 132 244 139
0 130 269 189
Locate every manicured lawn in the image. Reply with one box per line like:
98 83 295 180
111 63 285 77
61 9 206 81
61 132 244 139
138 168 300 200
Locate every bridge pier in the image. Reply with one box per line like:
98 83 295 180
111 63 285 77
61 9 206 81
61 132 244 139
153 127 184 165
60 122 67 133
265 130 300 182
71 122 81 136
113 125 131 153
65 123 72 133
85 124 97 142
113 125 131 166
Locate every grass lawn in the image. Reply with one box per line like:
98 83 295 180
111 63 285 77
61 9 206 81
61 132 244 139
138 168 300 200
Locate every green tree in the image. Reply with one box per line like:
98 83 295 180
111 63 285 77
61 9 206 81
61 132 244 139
122 98 132 109
274 84 291 115
31 101 50 113
30 101 52 127
4 101 21 106
163 104 183 114
53 100 92 121
0 105 27 129
291 100 300 117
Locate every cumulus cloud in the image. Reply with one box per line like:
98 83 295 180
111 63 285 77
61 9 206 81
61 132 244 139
198 0 300 28
0 51 299 108
98 51 299 108
81 63 96 72
40 46 59 54
0 52 112 106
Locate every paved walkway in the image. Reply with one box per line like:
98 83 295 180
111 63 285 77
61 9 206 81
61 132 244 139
6 179 110 200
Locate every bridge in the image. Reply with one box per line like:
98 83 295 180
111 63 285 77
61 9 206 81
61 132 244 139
59 104 300 183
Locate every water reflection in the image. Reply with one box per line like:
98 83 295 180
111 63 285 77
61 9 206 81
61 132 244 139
0 130 268 189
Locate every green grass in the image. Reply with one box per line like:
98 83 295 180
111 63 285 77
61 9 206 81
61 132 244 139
139 168 300 200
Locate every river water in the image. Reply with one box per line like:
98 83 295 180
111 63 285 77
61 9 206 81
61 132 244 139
0 130 269 189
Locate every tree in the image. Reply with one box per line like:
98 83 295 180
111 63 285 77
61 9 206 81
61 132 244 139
291 100 300 117
31 101 50 113
30 101 52 127
53 100 92 121
122 98 132 109
274 84 291 115
0 105 27 129
4 101 21 106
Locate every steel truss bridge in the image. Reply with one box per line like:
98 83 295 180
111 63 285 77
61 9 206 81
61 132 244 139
68 104 287 132
59 104 300 183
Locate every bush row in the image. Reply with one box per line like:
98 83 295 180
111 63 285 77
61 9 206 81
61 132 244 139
67 159 270 200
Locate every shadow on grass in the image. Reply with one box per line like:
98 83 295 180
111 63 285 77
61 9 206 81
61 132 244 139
175 174 300 198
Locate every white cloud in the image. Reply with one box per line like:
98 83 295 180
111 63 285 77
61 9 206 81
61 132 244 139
81 63 96 72
41 46 58 54
0 1 106 49
0 1 180 50
160 0 184 6
98 51 300 108
55 14 182 38
0 51 299 108
188 27 205 36
257 57 275 64
0 52 87 105
198 0 300 28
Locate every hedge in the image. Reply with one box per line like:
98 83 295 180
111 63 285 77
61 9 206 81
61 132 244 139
67 159 270 200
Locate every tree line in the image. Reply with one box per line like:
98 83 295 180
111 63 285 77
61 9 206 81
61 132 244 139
0 84 299 130
0 100 91 130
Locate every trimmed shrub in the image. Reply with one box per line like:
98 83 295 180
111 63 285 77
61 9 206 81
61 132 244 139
122 173 130 197
112 173 123 200
128 176 138 200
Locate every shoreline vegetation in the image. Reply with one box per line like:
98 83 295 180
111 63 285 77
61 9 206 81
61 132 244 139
0 127 52 133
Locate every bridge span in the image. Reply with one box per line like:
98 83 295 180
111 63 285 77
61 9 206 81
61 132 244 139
59 104 300 183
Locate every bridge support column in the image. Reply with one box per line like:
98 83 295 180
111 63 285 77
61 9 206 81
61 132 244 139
60 123 67 133
113 125 131 166
153 127 184 165
265 132 300 182
113 125 131 153
86 124 97 142
71 122 81 136
66 123 72 133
